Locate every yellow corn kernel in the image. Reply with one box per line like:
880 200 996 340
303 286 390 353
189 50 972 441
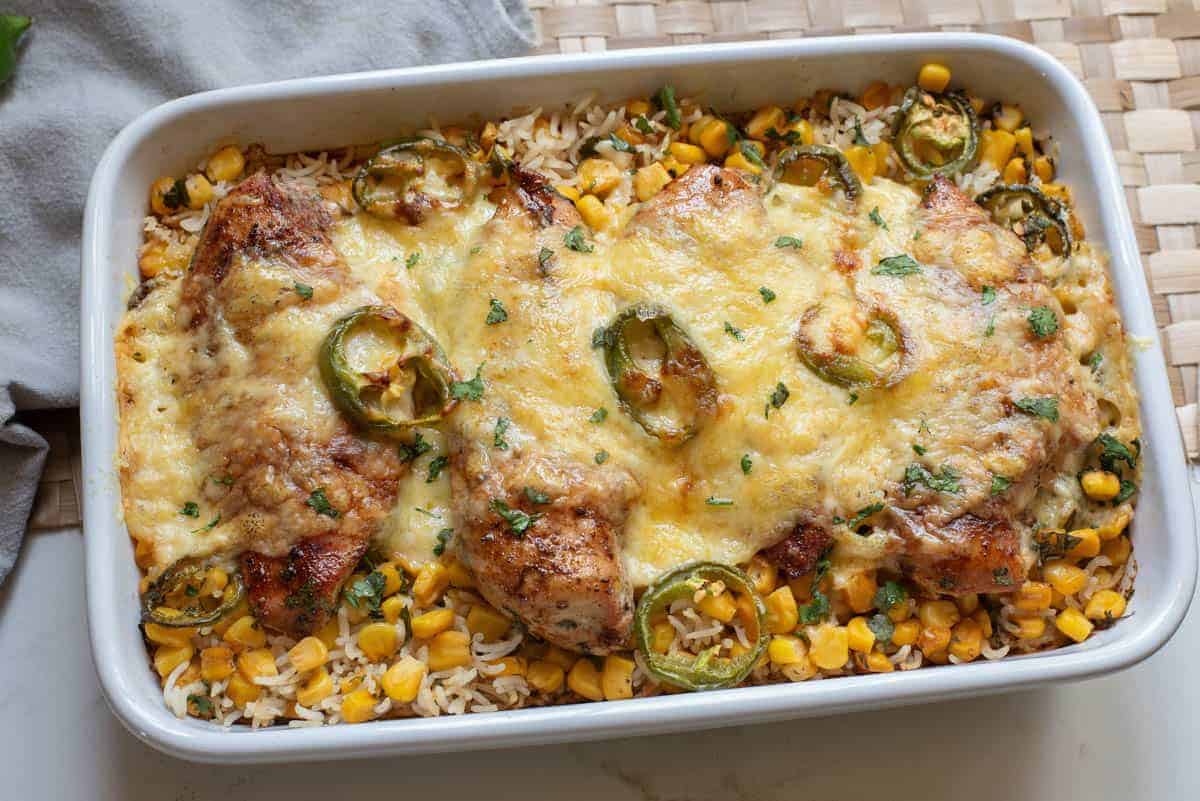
724 150 763 175
972 608 993 638
200 567 228 597
575 194 612 230
601 654 635 700
697 589 738 624
786 118 815 146
871 141 891 176
153 644 194 679
745 105 788 140
1003 157 1027 184
627 98 652 117
917 63 952 93
843 145 876 183
199 645 235 682
555 183 582 202
1014 615 1047 640
1051 588 1068 610
445 559 475 589
887 600 912 623
740 558 775 598
357 622 399 662
340 674 363 694
1102 535 1132 566
859 81 891 111
957 593 980 616
698 119 734 158
842 571 878 614
768 634 807 666
865 650 894 673
892 619 920 646
1085 589 1127 622
808 625 849 670
735 592 758 632
642 621 673 655
223 615 267 648
206 145 246 183
578 158 622 197
567 658 604 701
286 636 328 673
992 103 1024 133
428 630 472 671
1033 155 1055 183
149 176 178 216
1063 528 1102 560
918 600 961 630
380 656 427 703
295 667 334 708
1079 470 1120 502
1014 127 1035 159
764 586 799 634
311 620 338 651
1040 182 1071 204
527 660 565 694
1015 581 1053 612
633 163 672 202
1055 608 1094 643
211 598 249 638
668 141 708 165
489 656 526 678
660 155 690 178
980 129 1017 172
846 616 876 653
237 648 278 682
410 608 455 640
949 619 983 662
381 596 406 625
143 622 196 648
918 624 951 654
466 604 510 642
688 115 715 145
1043 561 1088 596
1098 508 1132 541
374 562 402 597
340 688 378 723
226 671 261 706
541 644 578 671
412 562 450 607
184 174 213 210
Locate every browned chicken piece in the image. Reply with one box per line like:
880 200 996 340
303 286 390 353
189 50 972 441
894 511 1027 596
628 163 761 239
180 173 404 634
761 522 833 580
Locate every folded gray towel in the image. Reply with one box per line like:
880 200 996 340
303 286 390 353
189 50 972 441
0 0 534 583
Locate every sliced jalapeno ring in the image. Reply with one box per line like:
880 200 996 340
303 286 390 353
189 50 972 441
975 183 1072 258
352 138 479 223
602 304 718 444
796 300 911 389
893 86 980 179
320 305 458 435
772 145 862 202
141 558 246 627
635 562 767 691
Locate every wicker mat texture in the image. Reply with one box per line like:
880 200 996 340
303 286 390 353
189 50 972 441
34 0 1200 530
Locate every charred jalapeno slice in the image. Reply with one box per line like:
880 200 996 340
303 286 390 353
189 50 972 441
976 183 1072 258
141 558 246 627
320 305 458 435
602 304 718 444
772 145 862 202
893 86 980 179
796 299 911 389
634 562 767 691
352 138 479 223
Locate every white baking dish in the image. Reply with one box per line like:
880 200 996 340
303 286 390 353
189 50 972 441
81 33 1197 764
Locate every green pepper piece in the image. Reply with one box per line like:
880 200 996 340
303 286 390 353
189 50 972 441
602 304 718 444
352 138 479 223
893 87 980 179
772 144 862 202
141 558 245 627
796 300 911 389
0 15 30 85
634 562 767 691
975 183 1072 258
319 305 458 436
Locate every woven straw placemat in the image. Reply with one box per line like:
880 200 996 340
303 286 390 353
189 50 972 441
31 0 1200 530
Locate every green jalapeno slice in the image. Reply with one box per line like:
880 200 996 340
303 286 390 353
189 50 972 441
634 562 767 691
772 145 862 202
320 305 458 435
352 138 479 223
893 87 980 179
796 299 911 389
975 183 1072 258
141 558 246 627
602 304 718 444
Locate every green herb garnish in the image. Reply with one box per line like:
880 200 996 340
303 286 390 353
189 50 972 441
868 207 888 230
306 489 339 518
873 254 921 276
724 321 745 341
293 282 313 300
450 364 486 401
178 502 200 518
1014 396 1059 422
426 455 449 483
489 499 542 535
758 286 776 303
774 235 804 249
1027 306 1058 338
486 298 508 325
564 225 594 253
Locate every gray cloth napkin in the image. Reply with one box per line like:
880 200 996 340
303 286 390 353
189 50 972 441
0 0 534 583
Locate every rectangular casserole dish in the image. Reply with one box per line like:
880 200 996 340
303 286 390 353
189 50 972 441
81 32 1198 764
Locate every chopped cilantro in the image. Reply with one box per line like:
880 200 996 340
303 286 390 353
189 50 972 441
872 254 921 276
740 454 753 475
178 501 200 518
594 449 609 464
450 364 486 401
1095 433 1137 472
486 298 508 325
798 591 830 624
985 316 996 337
606 133 633 153
306 489 339 518
524 487 551 505
843 502 885 530
739 140 766 169
868 207 889 230
1027 306 1059 338
293 282 313 300
344 571 386 612
426 454 449 483
912 443 927 456
758 286 776 303
489 499 541 536
848 392 859 405
1035 530 1082 562
188 695 214 715
538 247 555 274
654 85 681 129
774 235 804 249
399 431 432 462
990 475 1012 495
765 382 790 417
589 407 608 424
493 417 510 449
902 463 960 495
1088 352 1103 373
724 321 745 341
873 580 908 611
705 496 734 507
1115 479 1137 504
564 225 593 253
981 286 997 305
867 613 895 645
406 252 421 270
633 116 654 135
853 117 869 146
191 514 221 534
1014 396 1059 422
432 528 453 556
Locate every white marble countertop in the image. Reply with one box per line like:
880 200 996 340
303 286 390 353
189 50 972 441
4 490 1197 801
